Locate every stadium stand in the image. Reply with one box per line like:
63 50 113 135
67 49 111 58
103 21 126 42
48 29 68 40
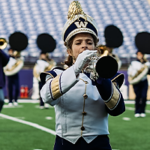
1 0 150 67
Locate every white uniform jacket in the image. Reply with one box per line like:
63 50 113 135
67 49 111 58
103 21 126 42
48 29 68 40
128 60 150 82
40 66 125 144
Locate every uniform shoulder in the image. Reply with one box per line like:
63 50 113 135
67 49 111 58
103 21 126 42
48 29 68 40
40 66 65 84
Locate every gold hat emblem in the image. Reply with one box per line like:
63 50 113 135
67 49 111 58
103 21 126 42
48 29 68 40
67 1 87 20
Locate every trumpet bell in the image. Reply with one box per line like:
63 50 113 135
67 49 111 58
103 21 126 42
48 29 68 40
96 56 118 78
0 38 7 50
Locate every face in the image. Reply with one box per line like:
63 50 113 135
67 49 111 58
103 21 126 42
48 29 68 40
40 53 47 60
8 49 14 56
67 33 95 63
137 52 143 60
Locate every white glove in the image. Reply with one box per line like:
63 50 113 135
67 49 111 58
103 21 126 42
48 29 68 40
73 50 97 75
145 62 150 68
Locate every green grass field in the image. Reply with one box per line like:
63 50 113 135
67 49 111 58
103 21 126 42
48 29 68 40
0 101 150 150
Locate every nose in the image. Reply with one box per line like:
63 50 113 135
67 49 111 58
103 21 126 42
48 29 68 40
82 42 88 50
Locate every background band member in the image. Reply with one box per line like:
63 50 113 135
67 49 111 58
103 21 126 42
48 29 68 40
33 33 56 109
7 48 20 106
128 32 150 117
34 52 52 108
40 1 125 150
4 32 28 106
0 39 9 112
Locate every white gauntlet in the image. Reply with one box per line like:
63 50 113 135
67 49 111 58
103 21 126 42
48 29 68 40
73 50 97 75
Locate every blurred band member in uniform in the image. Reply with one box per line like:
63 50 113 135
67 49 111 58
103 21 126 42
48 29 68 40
0 49 9 112
4 32 28 106
128 51 150 117
7 48 20 106
36 52 51 109
40 1 125 150
34 33 56 109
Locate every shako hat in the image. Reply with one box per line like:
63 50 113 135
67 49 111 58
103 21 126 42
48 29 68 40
104 25 123 48
9 32 28 51
36 33 56 53
62 1 99 44
135 32 150 54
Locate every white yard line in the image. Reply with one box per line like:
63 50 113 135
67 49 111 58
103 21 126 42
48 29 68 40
0 113 56 135
122 117 131 121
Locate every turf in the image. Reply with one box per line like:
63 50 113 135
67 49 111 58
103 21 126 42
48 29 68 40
109 104 150 150
0 103 150 150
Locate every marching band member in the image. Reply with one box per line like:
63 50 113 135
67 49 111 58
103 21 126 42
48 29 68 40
128 51 150 117
34 51 54 109
40 1 125 150
128 32 150 118
0 39 9 112
6 48 20 106
33 33 56 109
4 32 28 106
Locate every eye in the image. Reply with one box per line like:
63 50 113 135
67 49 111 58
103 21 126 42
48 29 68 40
75 42 81 45
87 41 93 45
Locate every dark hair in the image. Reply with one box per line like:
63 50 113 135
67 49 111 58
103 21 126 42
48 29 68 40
64 33 98 67
64 35 75 67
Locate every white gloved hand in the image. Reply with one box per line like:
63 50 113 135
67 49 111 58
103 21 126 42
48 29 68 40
73 50 97 75
145 62 150 68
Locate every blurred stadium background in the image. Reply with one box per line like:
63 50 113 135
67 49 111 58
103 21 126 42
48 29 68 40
1 0 150 68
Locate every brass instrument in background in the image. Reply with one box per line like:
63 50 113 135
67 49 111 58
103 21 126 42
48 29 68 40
128 62 149 85
0 38 7 50
128 32 150 85
33 57 56 81
4 32 28 76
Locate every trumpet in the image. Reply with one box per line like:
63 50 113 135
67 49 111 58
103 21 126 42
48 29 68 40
85 45 118 79
0 38 7 50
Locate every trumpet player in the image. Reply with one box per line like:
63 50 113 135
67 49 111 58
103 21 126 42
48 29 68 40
128 51 150 117
0 39 9 112
40 1 125 150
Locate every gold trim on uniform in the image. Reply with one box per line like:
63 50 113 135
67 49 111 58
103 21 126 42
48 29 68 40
51 75 62 99
104 83 120 110
111 73 123 82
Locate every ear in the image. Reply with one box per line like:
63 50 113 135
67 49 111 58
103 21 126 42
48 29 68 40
67 49 72 56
